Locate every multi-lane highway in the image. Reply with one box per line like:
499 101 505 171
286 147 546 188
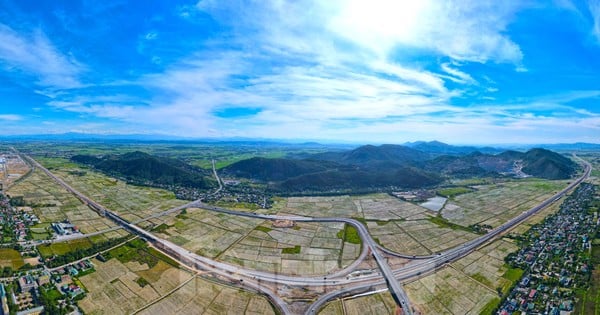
17 150 592 315
306 157 592 314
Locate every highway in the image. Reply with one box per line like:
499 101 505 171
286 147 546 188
306 157 592 314
16 150 592 315
20 151 413 312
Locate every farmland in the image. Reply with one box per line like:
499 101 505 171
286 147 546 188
272 194 431 220
78 256 192 314
77 239 274 315
404 265 499 314
0 153 30 188
138 277 275 315
367 219 478 255
327 239 521 315
142 206 264 259
319 291 397 315
272 194 477 256
441 179 570 227
219 220 359 275
583 154 600 185
0 248 24 269
37 238 94 257
144 206 360 276
35 157 188 222
321 182 575 315
6 167 118 234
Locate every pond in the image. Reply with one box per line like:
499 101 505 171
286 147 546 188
419 196 447 212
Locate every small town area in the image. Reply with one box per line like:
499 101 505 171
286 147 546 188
498 183 600 314
0 189 96 315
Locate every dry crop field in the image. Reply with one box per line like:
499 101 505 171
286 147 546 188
36 157 188 222
323 189 569 315
143 206 263 259
145 206 360 276
6 168 117 234
219 220 359 276
1 153 30 187
319 291 397 315
78 258 192 314
441 179 569 227
321 239 516 315
273 194 432 220
0 248 24 269
138 276 275 315
367 219 478 255
78 240 274 315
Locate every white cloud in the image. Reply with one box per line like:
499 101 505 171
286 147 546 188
34 0 596 143
196 0 524 64
589 0 600 41
145 31 158 40
440 63 477 84
0 24 83 89
75 0 581 140
328 0 524 63
0 114 22 121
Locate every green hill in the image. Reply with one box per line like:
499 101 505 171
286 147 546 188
276 167 441 192
223 157 344 181
424 148 577 179
521 148 577 179
313 144 429 166
223 155 442 192
71 151 216 189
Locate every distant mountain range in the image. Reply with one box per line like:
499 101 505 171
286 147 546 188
404 140 503 156
224 144 578 192
1 133 598 151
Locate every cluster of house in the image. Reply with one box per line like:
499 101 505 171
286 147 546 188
499 183 598 314
193 184 274 209
0 197 11 231
0 201 40 243
54 260 93 278
0 260 93 315
14 210 39 242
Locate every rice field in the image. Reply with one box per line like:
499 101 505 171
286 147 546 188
35 157 188 222
138 277 275 315
78 241 274 315
219 220 359 276
441 179 569 227
6 167 117 234
319 291 398 315
272 194 431 220
145 206 359 276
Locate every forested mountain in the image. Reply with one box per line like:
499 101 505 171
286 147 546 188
224 144 578 192
71 151 215 189
70 143 578 195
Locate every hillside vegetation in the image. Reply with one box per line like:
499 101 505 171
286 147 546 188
69 143 578 195
71 151 216 189
224 144 578 193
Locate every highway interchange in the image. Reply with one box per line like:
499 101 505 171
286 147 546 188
16 151 593 315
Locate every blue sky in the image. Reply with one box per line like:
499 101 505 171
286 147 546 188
0 0 599 144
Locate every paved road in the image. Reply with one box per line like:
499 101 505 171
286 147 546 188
133 158 223 225
21 151 412 312
19 153 294 313
305 157 592 314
